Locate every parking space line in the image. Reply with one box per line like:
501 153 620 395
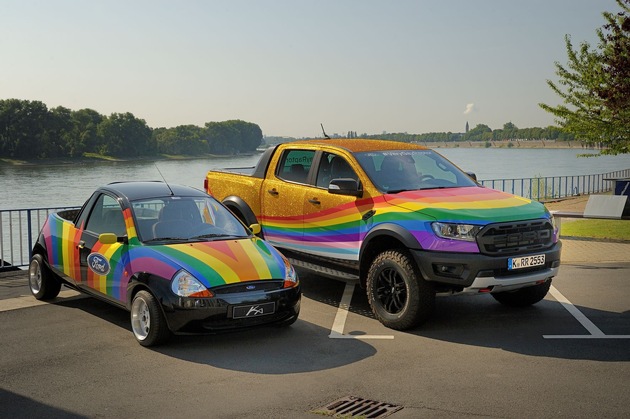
328 282 394 340
543 286 630 339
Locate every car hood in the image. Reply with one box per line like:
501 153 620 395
130 237 289 288
381 186 549 223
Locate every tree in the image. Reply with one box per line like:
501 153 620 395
540 0 630 155
97 112 154 157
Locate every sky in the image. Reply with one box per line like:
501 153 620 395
1 0 622 138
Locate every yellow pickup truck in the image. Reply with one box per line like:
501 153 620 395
205 139 561 330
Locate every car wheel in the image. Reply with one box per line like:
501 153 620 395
130 290 171 347
28 254 61 300
491 279 552 307
366 249 435 330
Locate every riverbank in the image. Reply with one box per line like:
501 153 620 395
0 152 252 167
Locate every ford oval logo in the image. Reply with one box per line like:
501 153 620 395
87 252 111 276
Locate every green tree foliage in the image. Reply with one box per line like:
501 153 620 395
540 0 630 155
97 112 155 157
0 99 264 159
154 125 208 155
0 99 50 158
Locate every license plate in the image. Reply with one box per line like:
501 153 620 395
508 254 545 270
232 302 275 319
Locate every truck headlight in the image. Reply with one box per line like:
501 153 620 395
432 222 481 242
172 269 213 298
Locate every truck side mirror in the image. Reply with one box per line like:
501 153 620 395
328 178 363 197
466 172 477 182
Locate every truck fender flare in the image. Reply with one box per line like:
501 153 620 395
359 223 422 269
361 223 422 252
221 196 259 226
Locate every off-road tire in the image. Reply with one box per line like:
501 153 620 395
366 249 435 330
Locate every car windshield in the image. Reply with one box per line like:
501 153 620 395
354 149 478 193
131 195 249 243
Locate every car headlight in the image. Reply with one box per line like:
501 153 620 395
282 257 298 288
171 269 213 298
431 222 481 242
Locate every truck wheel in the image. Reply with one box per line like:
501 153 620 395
366 250 435 330
491 279 552 307
131 290 171 347
28 254 61 300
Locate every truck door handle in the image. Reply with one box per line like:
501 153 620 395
267 188 279 196
77 240 85 249
308 198 321 205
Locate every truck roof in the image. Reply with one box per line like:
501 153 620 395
289 138 429 153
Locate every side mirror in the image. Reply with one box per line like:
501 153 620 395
98 233 118 244
249 223 262 235
466 172 477 182
328 178 363 197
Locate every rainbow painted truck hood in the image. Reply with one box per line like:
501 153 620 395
382 187 548 223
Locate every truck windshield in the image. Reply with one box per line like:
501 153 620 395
354 149 477 193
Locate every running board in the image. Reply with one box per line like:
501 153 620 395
288 258 360 282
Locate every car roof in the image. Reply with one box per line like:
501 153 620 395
100 181 208 201
288 138 429 153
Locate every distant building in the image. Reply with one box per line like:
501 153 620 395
465 121 469 133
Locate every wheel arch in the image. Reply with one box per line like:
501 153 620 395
359 223 422 286
222 196 259 227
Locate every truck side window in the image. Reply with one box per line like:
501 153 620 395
277 149 315 184
316 153 358 187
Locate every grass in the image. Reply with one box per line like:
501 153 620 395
560 219 630 241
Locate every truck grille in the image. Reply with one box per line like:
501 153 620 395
477 219 554 256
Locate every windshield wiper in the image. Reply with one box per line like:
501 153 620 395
189 233 241 240
144 237 189 243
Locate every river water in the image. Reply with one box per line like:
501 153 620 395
1 148 628 210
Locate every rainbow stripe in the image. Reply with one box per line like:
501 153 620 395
261 187 554 260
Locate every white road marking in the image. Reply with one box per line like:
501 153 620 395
328 282 394 340
0 290 83 313
544 285 630 339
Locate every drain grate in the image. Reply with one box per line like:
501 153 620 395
312 395 403 418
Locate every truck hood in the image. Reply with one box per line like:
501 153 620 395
382 186 549 223
130 237 289 288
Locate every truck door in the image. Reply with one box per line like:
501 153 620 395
302 152 363 261
260 149 314 250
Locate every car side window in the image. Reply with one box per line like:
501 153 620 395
316 153 358 188
85 194 125 236
276 149 315 184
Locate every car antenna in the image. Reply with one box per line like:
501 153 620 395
321 123 330 139
154 163 175 196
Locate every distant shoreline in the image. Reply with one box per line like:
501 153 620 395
0 152 254 167
0 140 603 166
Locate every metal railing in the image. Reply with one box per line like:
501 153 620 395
1 168 629 270
1 206 80 271
479 168 630 201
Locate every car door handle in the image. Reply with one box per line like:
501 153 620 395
267 189 279 196
77 240 85 249
308 198 321 205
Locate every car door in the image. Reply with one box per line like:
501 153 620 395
260 148 314 250
78 193 129 304
302 152 365 261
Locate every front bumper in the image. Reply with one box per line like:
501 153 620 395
160 285 301 333
412 241 562 294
